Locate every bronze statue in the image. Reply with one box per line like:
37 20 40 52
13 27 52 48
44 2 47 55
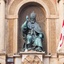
21 12 44 52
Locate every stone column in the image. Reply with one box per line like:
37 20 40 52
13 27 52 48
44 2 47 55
0 0 5 52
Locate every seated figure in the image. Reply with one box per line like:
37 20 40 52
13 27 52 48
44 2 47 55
21 12 44 52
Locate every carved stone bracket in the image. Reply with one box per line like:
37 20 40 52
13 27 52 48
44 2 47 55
19 51 45 64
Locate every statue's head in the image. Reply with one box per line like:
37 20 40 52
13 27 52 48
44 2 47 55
30 11 36 23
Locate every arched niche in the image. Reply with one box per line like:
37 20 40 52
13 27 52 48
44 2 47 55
8 0 57 55
18 2 47 53
8 0 56 15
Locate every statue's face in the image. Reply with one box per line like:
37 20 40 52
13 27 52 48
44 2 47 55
30 12 36 24
30 18 35 24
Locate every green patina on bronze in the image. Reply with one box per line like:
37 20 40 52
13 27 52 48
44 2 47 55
21 12 44 52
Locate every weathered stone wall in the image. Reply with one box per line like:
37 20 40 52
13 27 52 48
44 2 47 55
0 0 64 64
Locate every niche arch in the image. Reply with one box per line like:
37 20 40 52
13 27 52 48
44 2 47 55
8 0 57 55
18 2 47 53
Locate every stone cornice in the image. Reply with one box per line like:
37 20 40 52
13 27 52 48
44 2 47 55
13 54 21 58
6 15 18 19
0 52 6 56
6 15 59 20
57 52 64 55
19 51 45 55
46 15 59 19
44 54 51 58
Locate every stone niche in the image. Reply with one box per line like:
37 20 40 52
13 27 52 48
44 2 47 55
8 0 57 56
13 2 48 64
18 2 47 53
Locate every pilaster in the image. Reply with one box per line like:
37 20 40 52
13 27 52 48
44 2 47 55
0 0 5 52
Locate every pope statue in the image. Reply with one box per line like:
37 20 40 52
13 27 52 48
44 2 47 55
21 12 44 52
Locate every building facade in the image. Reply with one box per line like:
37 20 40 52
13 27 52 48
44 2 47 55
0 0 64 64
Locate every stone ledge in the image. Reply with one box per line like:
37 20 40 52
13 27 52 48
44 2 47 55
19 51 45 55
44 54 51 58
13 54 21 58
13 51 45 58
57 52 64 55
0 52 6 56
6 15 18 19
13 54 52 58
46 15 59 19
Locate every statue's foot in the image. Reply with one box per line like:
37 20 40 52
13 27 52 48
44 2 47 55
35 47 42 52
